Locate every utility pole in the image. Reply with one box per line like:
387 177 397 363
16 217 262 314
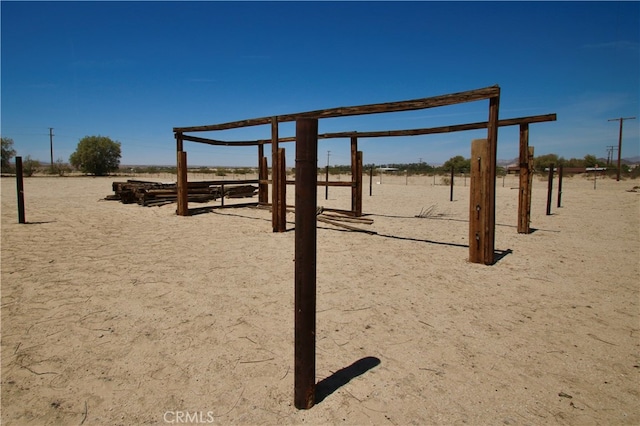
606 145 616 166
49 127 54 171
608 117 636 181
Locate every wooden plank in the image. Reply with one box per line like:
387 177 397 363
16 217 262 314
181 134 265 146
173 86 500 133
469 139 488 264
180 113 556 147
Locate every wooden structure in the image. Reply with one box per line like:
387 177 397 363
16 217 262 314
106 180 258 207
173 86 556 409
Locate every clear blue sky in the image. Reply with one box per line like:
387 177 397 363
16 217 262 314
2 1 639 167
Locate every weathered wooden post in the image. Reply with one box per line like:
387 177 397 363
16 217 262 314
469 139 489 264
271 117 280 232
517 124 535 233
294 118 318 409
325 165 329 200
15 156 25 224
546 164 554 215
355 151 363 216
277 147 287 231
369 165 373 196
449 166 454 201
557 164 563 208
258 144 268 203
482 93 500 264
350 137 363 216
175 132 189 216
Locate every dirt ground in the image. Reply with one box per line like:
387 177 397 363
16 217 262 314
1 173 638 425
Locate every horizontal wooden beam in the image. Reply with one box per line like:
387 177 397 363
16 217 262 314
311 113 557 139
173 86 500 133
254 113 556 143
181 134 265 146
183 113 556 146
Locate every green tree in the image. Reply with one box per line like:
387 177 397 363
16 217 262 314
533 153 560 171
442 155 471 173
70 136 121 176
1 137 17 172
51 158 72 176
22 155 41 177
583 154 598 168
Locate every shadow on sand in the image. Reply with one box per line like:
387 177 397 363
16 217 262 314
315 356 381 404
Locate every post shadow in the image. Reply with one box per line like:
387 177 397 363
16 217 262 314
315 356 381 404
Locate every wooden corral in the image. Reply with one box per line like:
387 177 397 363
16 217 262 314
173 86 555 249
173 85 557 410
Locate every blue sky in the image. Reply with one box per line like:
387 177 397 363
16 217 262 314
2 1 639 167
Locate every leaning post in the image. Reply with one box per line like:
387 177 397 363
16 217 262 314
15 156 25 224
294 118 318 410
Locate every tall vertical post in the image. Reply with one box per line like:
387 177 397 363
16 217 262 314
485 94 500 264
616 119 623 182
258 144 268 203
355 151 363 216
350 137 358 215
557 164 563 208
277 148 287 232
546 164 554 216
176 133 189 216
369 166 373 196
325 165 329 200
294 118 318 410
469 139 488 264
15 156 25 224
271 117 280 232
449 166 454 201
608 117 636 182
517 124 530 233
49 128 54 171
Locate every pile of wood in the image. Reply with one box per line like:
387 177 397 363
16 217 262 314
105 180 257 207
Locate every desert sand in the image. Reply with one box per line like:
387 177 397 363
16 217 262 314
1 172 638 425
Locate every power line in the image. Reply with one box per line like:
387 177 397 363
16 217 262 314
607 117 636 181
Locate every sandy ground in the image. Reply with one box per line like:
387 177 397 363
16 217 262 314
1 173 638 425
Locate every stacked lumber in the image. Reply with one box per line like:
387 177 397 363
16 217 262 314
106 180 257 207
